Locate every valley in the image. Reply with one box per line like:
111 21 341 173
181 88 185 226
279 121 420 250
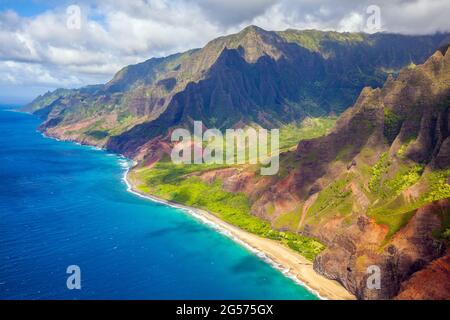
25 26 450 300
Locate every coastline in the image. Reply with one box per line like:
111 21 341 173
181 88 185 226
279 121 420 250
123 164 356 301
29 116 354 300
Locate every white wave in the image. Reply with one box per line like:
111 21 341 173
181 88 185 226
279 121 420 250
35 131 326 299
122 165 325 300
87 145 103 151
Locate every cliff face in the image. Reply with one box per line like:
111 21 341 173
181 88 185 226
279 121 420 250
283 47 449 299
191 47 450 299
26 27 450 299
313 200 448 299
394 252 450 300
26 27 448 157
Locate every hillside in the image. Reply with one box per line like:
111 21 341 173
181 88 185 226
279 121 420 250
130 45 450 299
26 27 450 300
26 27 448 159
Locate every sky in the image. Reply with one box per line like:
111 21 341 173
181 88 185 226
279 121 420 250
1 0 450 104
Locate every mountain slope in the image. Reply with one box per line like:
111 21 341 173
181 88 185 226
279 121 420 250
195 45 450 299
129 45 450 299
25 28 450 299
26 27 448 157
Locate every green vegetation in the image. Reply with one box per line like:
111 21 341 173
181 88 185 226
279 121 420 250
109 114 142 137
132 160 325 260
442 228 450 241
397 138 415 159
368 153 424 199
69 112 141 141
370 161 425 199
368 152 390 195
368 194 420 239
434 203 450 241
24 88 73 112
366 151 429 238
300 150 319 164
277 30 365 52
373 207 417 239
85 130 109 140
273 210 302 230
397 144 407 158
421 169 450 203
384 164 424 196
383 108 404 143
306 175 353 225
368 168 449 239
335 144 353 162
134 159 228 185
279 117 336 151
154 117 334 167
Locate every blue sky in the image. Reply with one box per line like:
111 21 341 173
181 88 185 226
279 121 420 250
1 0 450 105
0 0 61 16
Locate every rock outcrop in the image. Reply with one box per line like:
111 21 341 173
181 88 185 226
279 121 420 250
26 28 448 158
198 47 450 299
314 200 448 299
394 252 450 300
25 27 450 299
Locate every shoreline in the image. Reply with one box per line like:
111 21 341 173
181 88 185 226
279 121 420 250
27 114 354 300
123 164 356 301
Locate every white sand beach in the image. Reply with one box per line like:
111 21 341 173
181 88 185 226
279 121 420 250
125 169 356 300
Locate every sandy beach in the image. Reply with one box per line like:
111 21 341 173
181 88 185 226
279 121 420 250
125 169 355 300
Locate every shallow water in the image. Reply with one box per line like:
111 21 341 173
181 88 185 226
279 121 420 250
0 107 318 299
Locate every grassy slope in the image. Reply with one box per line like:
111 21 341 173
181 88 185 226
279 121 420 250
305 145 450 240
279 117 336 151
368 166 450 239
129 111 450 254
131 161 325 261
277 29 365 53
129 117 336 260
305 174 354 226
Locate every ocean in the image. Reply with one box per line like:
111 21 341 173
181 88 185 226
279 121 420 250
0 106 318 299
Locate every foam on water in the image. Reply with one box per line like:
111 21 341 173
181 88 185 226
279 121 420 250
122 163 325 300
0 108 319 300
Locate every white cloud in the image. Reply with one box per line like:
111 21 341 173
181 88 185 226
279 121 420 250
338 12 364 32
0 0 450 102
0 61 84 87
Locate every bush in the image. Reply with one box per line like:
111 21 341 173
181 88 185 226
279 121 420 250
442 229 450 241
369 152 390 195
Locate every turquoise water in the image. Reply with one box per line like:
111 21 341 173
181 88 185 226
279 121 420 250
0 107 318 300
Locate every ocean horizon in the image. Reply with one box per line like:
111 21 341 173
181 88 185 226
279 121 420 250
0 106 318 300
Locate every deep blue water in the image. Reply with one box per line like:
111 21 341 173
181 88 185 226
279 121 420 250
0 107 317 300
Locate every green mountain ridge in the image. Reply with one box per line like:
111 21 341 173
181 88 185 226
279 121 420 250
25 27 450 300
26 27 448 159
130 45 450 300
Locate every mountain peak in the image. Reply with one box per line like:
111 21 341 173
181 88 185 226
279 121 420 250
26 29 449 155
240 25 267 34
218 25 284 63
438 43 450 56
